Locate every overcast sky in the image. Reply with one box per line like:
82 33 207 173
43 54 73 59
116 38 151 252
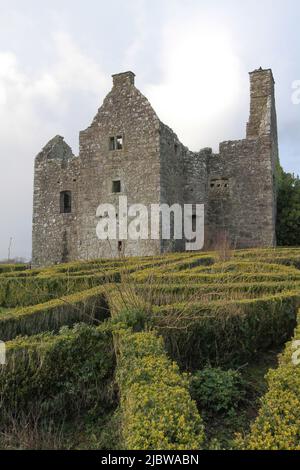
0 0 299 260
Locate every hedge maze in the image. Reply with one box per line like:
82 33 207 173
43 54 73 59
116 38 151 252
0 248 300 449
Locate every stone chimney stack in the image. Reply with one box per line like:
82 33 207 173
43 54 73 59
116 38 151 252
246 68 276 138
112 71 135 87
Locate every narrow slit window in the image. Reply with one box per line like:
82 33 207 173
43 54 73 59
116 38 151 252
109 137 116 151
210 178 229 190
116 135 123 150
60 191 72 214
112 180 121 193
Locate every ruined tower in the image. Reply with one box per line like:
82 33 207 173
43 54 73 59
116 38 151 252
206 68 279 248
32 68 279 266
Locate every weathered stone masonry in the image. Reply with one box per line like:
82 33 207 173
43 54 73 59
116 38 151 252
32 68 279 266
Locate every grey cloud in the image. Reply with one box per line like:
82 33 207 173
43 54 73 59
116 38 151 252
0 0 299 259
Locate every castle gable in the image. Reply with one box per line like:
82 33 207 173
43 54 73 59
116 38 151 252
32 68 279 266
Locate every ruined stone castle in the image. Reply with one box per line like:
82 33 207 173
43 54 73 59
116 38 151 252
32 68 279 266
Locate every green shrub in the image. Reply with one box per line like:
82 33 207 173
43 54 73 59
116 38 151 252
0 286 110 341
116 328 205 450
0 271 119 308
134 281 300 306
131 270 300 285
0 264 28 273
237 312 300 450
204 261 298 273
152 291 299 369
112 308 147 331
276 171 300 247
234 248 300 269
0 323 116 424
190 367 246 414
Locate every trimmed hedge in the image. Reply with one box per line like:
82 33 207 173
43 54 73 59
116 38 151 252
116 327 205 450
0 255 208 308
155 255 214 272
151 291 300 369
0 323 116 426
3 268 297 309
238 312 300 450
49 255 196 273
0 286 110 341
0 273 117 308
0 268 41 278
234 248 300 269
193 261 299 274
0 264 28 273
133 281 300 305
130 270 300 284
266 257 300 270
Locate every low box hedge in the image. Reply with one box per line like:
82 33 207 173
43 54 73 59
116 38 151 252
237 311 300 450
151 291 300 370
0 270 121 308
0 323 116 428
133 281 300 306
192 260 299 274
115 327 205 450
0 264 28 273
0 286 111 341
131 270 300 284
234 248 300 269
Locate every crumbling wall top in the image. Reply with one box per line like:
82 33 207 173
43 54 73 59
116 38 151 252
36 135 75 161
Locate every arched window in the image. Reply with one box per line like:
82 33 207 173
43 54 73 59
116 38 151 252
60 191 72 213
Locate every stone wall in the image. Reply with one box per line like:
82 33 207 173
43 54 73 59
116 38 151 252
206 69 278 249
159 122 186 252
32 136 79 266
77 71 162 259
32 68 279 266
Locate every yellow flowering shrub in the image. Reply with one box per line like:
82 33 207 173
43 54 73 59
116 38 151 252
116 329 205 450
